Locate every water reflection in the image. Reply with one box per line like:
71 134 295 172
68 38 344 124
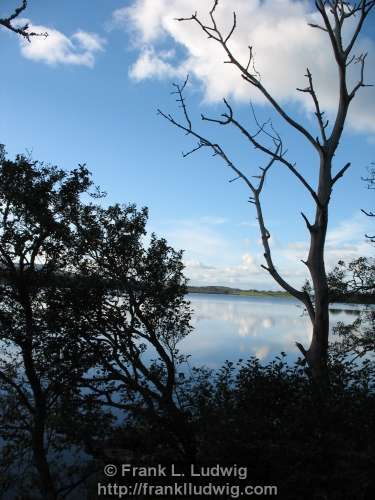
181 294 359 368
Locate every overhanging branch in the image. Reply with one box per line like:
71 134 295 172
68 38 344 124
0 1 48 41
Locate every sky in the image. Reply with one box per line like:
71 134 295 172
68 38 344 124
0 0 374 290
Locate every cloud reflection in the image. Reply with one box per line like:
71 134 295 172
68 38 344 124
181 294 354 368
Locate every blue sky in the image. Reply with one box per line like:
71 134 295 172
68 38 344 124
0 0 374 289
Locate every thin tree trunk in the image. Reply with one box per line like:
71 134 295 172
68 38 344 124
304 157 332 383
162 0 375 387
20 289 57 500
32 418 57 500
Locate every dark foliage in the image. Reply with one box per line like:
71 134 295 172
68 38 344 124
111 354 375 500
0 146 374 500
0 146 113 498
0 147 192 497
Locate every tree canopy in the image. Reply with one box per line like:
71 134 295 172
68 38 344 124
0 146 192 497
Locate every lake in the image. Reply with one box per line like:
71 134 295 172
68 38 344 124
180 293 361 368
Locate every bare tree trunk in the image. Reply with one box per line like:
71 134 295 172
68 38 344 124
306 224 330 381
160 0 375 386
303 158 331 382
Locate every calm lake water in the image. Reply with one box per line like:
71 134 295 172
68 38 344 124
180 293 360 368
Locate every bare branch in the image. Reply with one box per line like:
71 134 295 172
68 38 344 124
159 81 315 322
308 22 328 32
177 1 321 152
158 106 256 194
297 68 328 142
256 192 315 320
203 101 321 205
0 1 48 41
224 12 236 44
349 53 373 100
182 141 205 158
171 75 192 131
332 162 351 185
301 211 314 232
311 1 374 152
315 0 344 65
345 0 375 57
229 175 241 183
361 208 374 217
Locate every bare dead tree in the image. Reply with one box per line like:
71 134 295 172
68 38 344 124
0 0 47 41
159 0 375 383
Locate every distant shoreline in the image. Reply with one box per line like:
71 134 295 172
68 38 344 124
187 286 372 307
187 285 290 297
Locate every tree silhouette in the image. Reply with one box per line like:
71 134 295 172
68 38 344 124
0 1 47 40
0 146 109 498
73 203 195 462
0 146 194 496
159 0 375 383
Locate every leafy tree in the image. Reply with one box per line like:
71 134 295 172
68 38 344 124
0 145 195 496
328 258 374 360
73 203 195 462
0 146 113 498
159 0 375 383
328 257 375 303
329 165 374 361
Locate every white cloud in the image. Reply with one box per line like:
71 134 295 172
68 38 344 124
129 46 186 80
155 215 267 287
112 0 168 43
159 211 373 289
18 19 105 67
165 218 235 263
326 212 369 246
73 31 105 53
184 254 267 288
273 212 373 279
116 0 375 135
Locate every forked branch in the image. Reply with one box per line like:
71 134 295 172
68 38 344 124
159 80 315 320
178 0 374 156
177 1 321 152
297 68 329 143
199 98 320 205
0 1 47 41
